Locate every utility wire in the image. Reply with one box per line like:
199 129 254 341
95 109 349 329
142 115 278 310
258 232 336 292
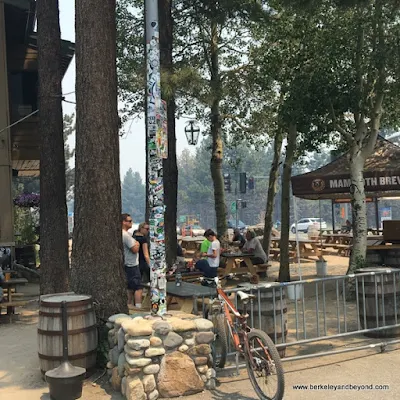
0 109 39 134
0 91 76 133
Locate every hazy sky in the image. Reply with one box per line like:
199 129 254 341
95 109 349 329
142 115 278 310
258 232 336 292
58 1 200 179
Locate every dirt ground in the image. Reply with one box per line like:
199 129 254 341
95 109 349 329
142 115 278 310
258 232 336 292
2 255 398 400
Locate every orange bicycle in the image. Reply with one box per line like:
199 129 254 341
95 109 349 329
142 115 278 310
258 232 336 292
200 275 284 400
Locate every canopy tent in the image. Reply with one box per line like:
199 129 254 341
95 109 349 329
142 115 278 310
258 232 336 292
291 136 400 200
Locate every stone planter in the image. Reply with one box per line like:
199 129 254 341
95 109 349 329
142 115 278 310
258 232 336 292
106 311 216 400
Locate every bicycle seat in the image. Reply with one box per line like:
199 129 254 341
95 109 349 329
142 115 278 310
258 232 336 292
237 291 256 302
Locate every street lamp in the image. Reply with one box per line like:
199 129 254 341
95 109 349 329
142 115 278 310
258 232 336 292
184 120 200 145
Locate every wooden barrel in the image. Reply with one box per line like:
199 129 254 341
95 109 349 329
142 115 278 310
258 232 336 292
365 249 383 267
355 268 400 338
38 293 98 374
382 249 400 268
250 288 288 357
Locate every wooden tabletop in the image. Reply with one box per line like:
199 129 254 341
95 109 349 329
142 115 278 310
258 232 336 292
221 252 252 258
1 278 28 287
271 238 320 244
180 237 205 242
166 282 216 298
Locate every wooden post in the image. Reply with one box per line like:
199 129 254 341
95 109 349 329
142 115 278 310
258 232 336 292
0 4 14 248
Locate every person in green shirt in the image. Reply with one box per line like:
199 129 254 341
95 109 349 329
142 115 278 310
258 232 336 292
200 229 212 257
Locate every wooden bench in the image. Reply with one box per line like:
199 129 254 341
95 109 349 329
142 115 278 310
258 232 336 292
2 292 24 299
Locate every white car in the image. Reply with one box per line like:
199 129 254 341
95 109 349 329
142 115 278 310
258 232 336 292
291 218 327 233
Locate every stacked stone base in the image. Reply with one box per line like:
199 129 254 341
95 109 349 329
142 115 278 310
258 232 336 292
106 311 216 399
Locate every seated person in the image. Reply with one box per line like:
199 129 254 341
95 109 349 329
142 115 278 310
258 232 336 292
192 251 214 278
230 228 245 249
341 219 352 233
200 229 212 257
242 230 267 265
194 230 220 278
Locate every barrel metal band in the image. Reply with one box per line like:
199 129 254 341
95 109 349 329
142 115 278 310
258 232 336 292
39 309 92 317
38 347 97 361
37 325 97 336
40 299 92 308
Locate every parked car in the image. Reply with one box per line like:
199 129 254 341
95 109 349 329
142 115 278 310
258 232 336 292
291 218 327 233
227 219 247 232
181 224 205 236
191 225 205 236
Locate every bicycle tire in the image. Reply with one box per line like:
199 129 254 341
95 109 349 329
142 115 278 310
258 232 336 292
212 313 228 369
245 329 284 400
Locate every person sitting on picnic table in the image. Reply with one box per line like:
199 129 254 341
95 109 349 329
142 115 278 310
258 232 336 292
242 230 267 265
200 229 212 257
194 230 220 278
192 250 217 279
342 219 352 233
230 228 245 249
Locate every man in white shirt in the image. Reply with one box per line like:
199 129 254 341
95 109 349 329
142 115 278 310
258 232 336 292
242 230 267 265
122 213 141 309
195 230 220 278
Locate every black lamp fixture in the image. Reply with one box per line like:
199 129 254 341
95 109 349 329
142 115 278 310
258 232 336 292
184 120 200 145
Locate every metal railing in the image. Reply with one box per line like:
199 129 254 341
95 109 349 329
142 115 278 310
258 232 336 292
195 269 400 368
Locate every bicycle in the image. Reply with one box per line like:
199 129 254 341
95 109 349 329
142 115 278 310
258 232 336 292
200 275 285 400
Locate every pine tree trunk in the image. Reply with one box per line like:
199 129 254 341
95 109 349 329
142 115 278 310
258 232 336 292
71 0 127 319
262 131 283 254
210 18 227 239
159 0 177 266
279 123 297 282
37 0 69 294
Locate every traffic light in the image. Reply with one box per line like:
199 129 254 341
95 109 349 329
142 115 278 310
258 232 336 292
223 173 231 192
239 172 247 193
241 201 247 208
248 177 255 190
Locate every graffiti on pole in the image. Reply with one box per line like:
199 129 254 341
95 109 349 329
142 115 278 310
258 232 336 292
146 5 167 316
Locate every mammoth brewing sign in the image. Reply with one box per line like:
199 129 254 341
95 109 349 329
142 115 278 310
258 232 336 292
292 172 400 198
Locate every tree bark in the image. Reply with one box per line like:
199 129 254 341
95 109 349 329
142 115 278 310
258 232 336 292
348 150 367 273
71 0 127 320
210 17 227 239
346 118 380 274
279 123 297 282
262 131 283 254
37 0 69 294
159 0 178 266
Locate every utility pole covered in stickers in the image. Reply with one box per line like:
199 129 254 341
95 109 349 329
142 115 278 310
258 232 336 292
146 0 168 315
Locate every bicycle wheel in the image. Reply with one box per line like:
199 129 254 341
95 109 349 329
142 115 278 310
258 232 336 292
245 329 284 400
212 313 228 369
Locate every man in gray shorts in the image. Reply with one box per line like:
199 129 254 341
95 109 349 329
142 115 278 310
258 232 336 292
122 213 141 310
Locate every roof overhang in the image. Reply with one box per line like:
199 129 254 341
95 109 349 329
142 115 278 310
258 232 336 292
291 137 400 200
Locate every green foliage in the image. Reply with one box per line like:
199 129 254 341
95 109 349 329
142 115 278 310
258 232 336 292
14 208 38 245
121 168 146 223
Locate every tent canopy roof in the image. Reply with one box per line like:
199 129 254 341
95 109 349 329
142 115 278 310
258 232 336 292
291 137 400 199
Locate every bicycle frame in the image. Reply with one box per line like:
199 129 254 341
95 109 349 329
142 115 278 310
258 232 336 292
214 287 250 352
212 284 275 369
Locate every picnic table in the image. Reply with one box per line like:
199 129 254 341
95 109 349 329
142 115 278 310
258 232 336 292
165 281 216 314
180 237 204 251
0 277 28 321
270 238 321 260
321 234 383 256
221 252 263 277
